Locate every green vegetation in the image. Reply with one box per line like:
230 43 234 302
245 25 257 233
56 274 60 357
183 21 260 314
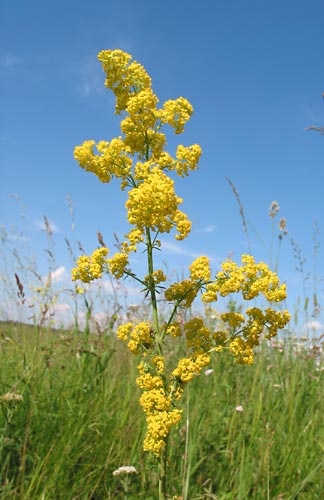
0 321 322 499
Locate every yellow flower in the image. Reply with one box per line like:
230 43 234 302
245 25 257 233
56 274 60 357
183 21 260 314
184 317 212 354
108 252 129 278
201 282 218 303
152 356 165 374
144 270 167 286
161 97 193 134
220 312 245 329
164 279 198 308
74 138 132 184
213 255 288 303
116 321 154 354
71 247 109 283
174 144 202 177
136 362 164 390
97 49 151 114
125 228 144 247
165 322 182 338
143 409 182 456
116 322 133 341
189 256 211 281
126 167 185 235
229 338 254 365
172 354 211 383
123 89 159 137
140 389 171 413
173 210 192 240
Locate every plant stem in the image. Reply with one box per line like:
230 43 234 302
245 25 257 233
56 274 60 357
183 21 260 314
182 388 190 500
158 442 168 500
145 228 161 345
145 227 169 498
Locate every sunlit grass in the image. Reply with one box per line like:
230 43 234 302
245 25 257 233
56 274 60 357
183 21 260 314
0 321 322 499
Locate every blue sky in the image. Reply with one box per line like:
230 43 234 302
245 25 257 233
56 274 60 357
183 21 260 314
1 0 324 331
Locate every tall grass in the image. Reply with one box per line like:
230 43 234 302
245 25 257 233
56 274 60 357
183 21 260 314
0 321 323 499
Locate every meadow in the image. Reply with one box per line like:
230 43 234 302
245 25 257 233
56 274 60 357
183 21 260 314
0 317 323 499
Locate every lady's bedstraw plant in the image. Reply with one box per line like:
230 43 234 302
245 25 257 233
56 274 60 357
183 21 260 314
71 49 290 499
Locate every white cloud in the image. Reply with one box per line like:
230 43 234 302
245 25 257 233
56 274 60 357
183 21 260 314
7 232 30 243
198 224 218 233
302 105 320 127
0 53 22 67
78 57 106 98
304 320 323 332
160 240 199 257
48 266 67 283
49 303 71 314
35 218 59 234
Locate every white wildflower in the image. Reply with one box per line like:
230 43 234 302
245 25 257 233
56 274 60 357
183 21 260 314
113 465 138 476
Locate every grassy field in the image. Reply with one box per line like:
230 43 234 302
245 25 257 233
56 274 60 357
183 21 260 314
0 320 323 499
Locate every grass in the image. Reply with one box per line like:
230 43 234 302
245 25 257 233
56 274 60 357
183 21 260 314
0 321 323 499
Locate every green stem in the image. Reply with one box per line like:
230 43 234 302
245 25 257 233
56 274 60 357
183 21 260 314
158 441 168 500
145 227 161 343
182 388 190 500
145 226 169 498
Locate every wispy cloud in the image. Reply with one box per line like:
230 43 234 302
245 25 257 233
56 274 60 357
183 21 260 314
78 57 106 98
197 224 218 233
48 303 71 314
0 52 22 68
4 231 30 243
48 266 67 284
34 218 59 234
302 104 321 128
304 320 323 332
160 240 200 258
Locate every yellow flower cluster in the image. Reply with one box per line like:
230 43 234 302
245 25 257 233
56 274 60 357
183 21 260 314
97 49 152 114
72 49 201 282
165 322 182 337
137 358 183 456
164 279 198 308
121 89 161 154
161 97 193 134
229 338 254 365
136 362 164 390
126 167 190 238
107 252 129 279
245 307 291 341
220 312 245 330
189 256 211 281
71 247 109 283
140 388 171 413
74 138 132 184
184 317 212 354
174 144 202 177
172 353 211 383
116 321 153 353
215 306 290 364
201 254 288 303
144 270 167 287
143 409 182 456
125 228 144 251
